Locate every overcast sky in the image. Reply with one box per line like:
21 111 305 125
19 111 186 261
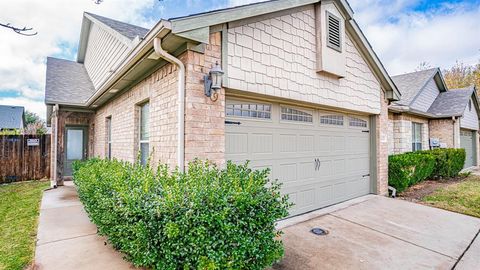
0 0 479 118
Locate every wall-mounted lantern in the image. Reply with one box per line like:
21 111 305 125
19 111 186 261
204 61 224 101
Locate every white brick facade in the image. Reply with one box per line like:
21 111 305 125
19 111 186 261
226 5 382 114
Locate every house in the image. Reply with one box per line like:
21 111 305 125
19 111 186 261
388 68 479 168
44 0 401 217
0 105 25 132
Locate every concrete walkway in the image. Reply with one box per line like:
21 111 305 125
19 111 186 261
34 182 138 270
34 182 480 270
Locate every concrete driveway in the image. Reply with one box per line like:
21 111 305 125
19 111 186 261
274 195 480 270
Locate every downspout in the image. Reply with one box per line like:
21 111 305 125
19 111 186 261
52 104 59 188
153 38 186 172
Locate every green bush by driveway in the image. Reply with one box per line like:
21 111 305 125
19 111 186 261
429 148 466 178
0 181 49 270
73 159 291 270
388 148 466 193
388 151 436 192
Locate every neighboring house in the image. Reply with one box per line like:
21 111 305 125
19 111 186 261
45 0 401 217
0 105 25 132
388 68 480 169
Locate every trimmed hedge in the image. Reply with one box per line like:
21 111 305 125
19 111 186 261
429 148 466 178
388 151 436 193
73 159 291 270
388 148 466 193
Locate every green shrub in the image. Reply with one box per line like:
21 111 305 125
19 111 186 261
388 151 436 193
429 148 466 178
388 148 467 193
73 159 291 270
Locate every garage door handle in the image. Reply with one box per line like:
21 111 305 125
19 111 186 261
225 120 241 125
362 174 370 177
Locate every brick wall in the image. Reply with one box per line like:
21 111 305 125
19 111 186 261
184 32 225 165
429 119 455 148
93 61 179 169
92 32 227 170
376 91 389 195
388 113 429 154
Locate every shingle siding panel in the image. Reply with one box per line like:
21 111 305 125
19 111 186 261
226 6 381 114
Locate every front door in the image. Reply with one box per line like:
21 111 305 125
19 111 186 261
64 126 88 176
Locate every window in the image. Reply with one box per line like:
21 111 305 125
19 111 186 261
226 103 271 119
281 107 313 123
320 115 344 126
412 122 423 151
349 117 367 128
326 11 342 52
139 103 150 166
106 117 112 160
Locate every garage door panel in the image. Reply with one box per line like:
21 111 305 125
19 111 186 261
298 135 315 152
226 132 248 155
226 99 371 217
250 133 273 154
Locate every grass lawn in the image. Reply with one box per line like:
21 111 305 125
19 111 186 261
423 175 480 218
0 181 49 270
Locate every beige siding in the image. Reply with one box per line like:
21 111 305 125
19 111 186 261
84 23 131 89
226 5 382 114
460 97 479 131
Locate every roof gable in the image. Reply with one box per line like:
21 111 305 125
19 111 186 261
0 105 24 129
77 12 149 63
428 86 476 117
45 57 96 106
391 68 444 106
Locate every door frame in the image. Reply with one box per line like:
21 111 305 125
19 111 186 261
64 125 89 176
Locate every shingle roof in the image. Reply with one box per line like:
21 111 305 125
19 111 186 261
427 87 474 117
391 68 438 106
0 105 24 129
45 57 96 105
85 12 149 40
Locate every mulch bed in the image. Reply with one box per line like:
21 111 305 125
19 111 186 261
397 176 467 203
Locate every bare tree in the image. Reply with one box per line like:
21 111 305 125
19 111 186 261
0 22 37 36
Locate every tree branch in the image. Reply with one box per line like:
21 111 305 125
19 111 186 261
0 22 37 36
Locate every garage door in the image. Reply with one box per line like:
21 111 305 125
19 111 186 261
225 99 371 217
460 129 474 168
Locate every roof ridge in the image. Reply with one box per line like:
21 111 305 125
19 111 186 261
84 12 149 31
391 67 438 79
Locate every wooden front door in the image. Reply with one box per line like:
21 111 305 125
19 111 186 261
64 126 88 176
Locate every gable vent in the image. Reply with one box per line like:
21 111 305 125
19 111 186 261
326 11 341 52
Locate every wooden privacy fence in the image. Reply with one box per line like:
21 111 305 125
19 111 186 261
0 135 51 183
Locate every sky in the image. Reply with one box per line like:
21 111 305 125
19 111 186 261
0 0 479 119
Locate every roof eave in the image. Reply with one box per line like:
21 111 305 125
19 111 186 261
85 19 172 107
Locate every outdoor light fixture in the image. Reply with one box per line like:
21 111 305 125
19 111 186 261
204 61 224 101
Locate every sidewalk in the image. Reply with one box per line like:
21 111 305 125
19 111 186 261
34 181 138 270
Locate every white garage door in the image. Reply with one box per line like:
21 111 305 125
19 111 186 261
225 99 371 217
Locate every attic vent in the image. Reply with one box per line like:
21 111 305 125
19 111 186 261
326 11 342 52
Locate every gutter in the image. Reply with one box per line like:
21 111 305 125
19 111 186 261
153 38 186 172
